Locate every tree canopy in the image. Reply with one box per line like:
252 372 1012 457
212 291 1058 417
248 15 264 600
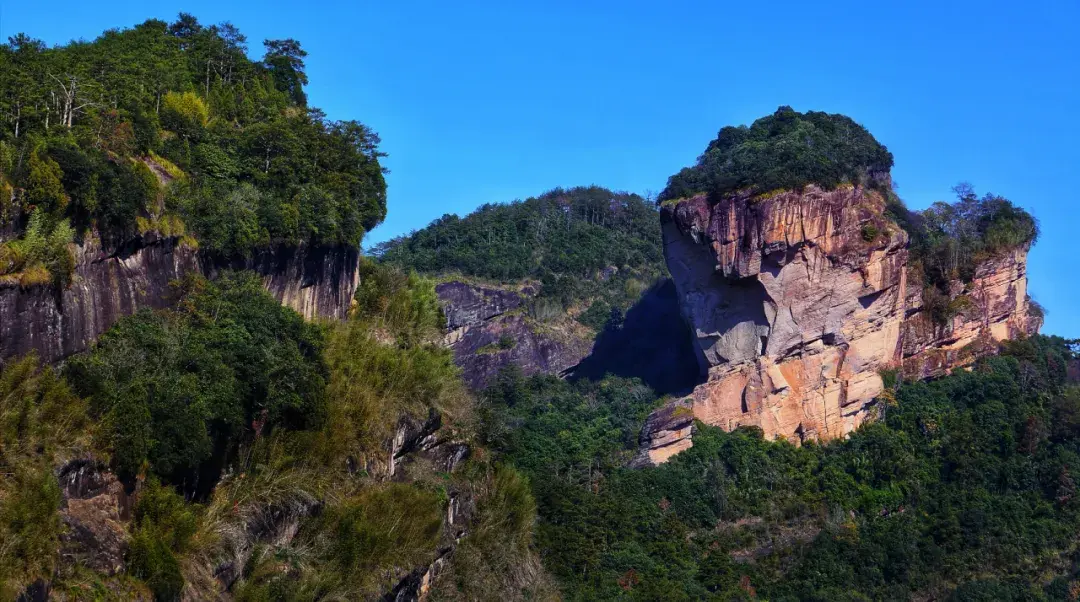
0 15 387 285
660 106 894 202
482 335 1080 600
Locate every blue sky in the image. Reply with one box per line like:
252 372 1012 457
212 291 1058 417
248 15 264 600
3 1 1078 336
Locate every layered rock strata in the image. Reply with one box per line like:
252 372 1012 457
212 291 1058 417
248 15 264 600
640 186 1038 464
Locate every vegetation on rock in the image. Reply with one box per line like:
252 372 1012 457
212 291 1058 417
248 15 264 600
659 106 894 202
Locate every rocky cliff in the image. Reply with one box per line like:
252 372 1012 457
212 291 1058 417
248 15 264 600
437 280 594 389
0 235 360 364
637 186 1039 465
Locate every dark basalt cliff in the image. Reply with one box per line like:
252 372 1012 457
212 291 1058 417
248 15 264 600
0 234 360 364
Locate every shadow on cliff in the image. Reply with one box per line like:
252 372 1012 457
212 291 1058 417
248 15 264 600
570 279 705 396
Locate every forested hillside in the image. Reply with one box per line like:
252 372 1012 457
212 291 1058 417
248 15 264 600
483 336 1080 601
0 265 555 601
0 14 386 286
377 186 665 332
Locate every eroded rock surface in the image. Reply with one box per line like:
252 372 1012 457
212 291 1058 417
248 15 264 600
630 399 696 467
0 235 360 364
436 280 593 389
643 186 1039 464
56 459 131 576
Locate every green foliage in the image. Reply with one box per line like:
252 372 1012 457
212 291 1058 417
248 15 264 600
659 106 894 202
0 15 387 262
353 257 445 346
127 478 199 601
26 149 67 214
377 186 666 328
430 463 559 601
484 336 1080 600
161 91 209 140
318 313 465 465
0 209 75 287
0 354 90 596
66 272 327 486
888 184 1039 324
0 465 63 596
324 484 443 589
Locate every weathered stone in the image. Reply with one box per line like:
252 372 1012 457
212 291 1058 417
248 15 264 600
55 459 130 576
630 399 696 468
436 281 593 388
647 186 1039 461
0 235 360 364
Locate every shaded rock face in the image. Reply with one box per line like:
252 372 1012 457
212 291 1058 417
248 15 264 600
436 281 593 389
0 234 198 363
649 186 1038 462
212 243 360 321
0 235 360 364
900 246 1039 380
571 278 704 396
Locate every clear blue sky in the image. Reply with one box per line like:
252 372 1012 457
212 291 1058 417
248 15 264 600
3 1 1078 336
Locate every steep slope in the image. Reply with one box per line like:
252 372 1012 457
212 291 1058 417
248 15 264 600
637 108 1040 464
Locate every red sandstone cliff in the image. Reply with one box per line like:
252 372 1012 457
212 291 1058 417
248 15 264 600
636 186 1040 466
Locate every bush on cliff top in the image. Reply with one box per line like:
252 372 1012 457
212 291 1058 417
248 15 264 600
886 183 1039 324
659 106 894 202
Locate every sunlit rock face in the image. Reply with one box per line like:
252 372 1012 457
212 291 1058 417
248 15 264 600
645 186 1038 464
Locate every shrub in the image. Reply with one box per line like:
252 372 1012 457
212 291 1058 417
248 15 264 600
325 484 443 589
26 150 67 214
317 317 465 464
127 479 199 601
353 258 445 346
66 273 327 487
161 91 209 140
861 223 879 242
0 466 63 595
0 210 75 287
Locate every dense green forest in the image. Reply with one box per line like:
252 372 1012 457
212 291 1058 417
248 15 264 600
482 336 1080 600
0 15 386 285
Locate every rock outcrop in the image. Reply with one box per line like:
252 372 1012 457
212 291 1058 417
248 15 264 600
643 186 1039 464
0 234 360 364
56 459 131 576
437 280 594 389
630 399 696 467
